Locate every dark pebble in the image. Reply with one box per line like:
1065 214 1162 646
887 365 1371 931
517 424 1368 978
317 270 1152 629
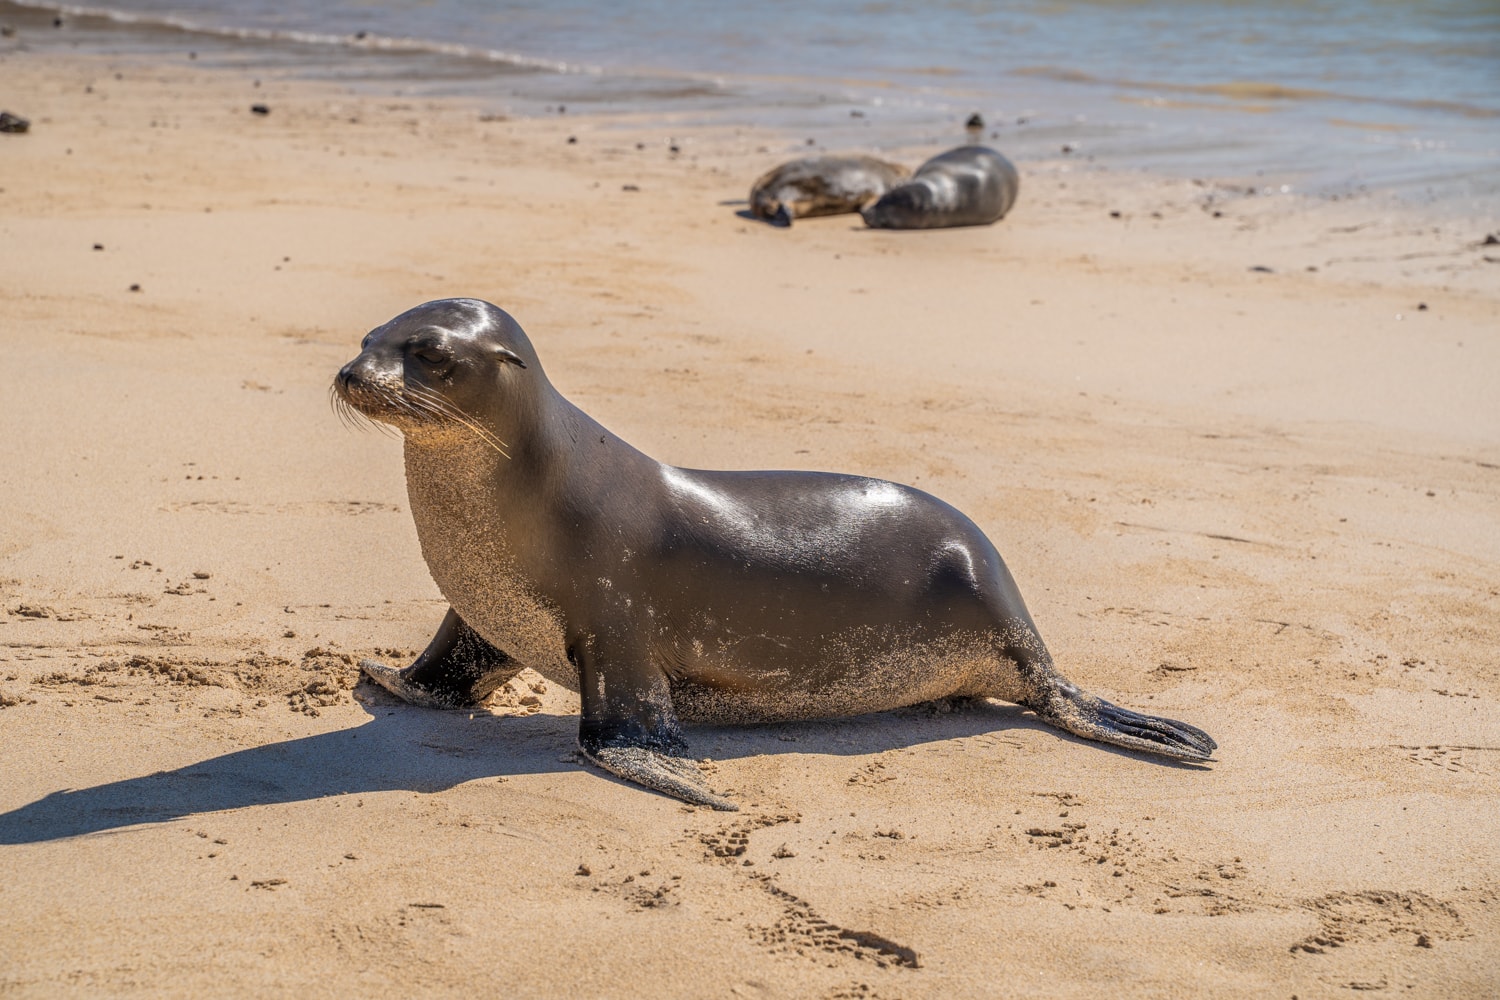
1060 144 1074 154
1 25 15 37
129 284 141 292
0 111 30 134
1481 233 1499 246
1417 302 1428 310
668 143 680 154
621 184 639 192
93 243 104 251
965 112 984 129
1249 265 1274 273
1109 210 1121 219
566 135 576 144
250 104 269 115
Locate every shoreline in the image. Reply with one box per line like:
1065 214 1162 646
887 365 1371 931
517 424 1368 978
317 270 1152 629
2 48 1498 998
5 0 1499 207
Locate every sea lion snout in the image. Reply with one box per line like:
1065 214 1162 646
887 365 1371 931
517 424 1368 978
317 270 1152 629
333 347 400 408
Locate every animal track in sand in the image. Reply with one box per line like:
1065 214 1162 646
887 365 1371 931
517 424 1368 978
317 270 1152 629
625 880 680 910
577 867 685 911
1290 890 1465 954
824 982 902 1000
1015 792 1264 917
753 879 920 970
698 812 801 861
847 759 897 786
32 656 229 691
6 603 90 621
1394 744 1499 776
161 500 400 516
14 648 376 718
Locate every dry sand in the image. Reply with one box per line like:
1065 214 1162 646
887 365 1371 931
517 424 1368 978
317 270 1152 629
2 51 1498 998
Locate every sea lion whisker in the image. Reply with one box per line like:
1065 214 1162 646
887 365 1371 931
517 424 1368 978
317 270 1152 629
405 385 512 458
404 385 492 438
329 385 370 433
328 385 355 431
330 382 402 439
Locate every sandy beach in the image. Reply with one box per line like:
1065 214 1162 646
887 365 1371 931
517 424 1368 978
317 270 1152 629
2 49 1498 998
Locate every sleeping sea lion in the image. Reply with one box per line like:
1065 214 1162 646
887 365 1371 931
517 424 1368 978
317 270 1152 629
862 145 1019 229
749 155 910 226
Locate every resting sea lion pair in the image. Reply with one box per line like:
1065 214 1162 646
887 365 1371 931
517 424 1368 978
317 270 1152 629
749 146 1019 230
748 156 911 227
336 299 1216 810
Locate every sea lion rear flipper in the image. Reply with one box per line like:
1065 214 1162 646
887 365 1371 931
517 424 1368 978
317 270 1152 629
359 606 521 709
1028 683 1217 761
581 743 738 811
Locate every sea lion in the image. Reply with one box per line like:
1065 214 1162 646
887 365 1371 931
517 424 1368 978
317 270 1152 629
862 145 1019 230
335 298 1215 810
749 155 910 227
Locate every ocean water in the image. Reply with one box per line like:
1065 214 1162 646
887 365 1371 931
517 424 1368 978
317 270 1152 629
5 0 1498 204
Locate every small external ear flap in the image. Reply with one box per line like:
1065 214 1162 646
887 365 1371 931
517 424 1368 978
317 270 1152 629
494 345 527 369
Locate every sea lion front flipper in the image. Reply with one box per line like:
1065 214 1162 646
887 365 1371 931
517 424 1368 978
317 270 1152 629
572 632 738 810
581 744 738 811
359 606 522 709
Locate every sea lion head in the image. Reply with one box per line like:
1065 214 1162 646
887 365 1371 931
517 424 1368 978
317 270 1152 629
860 181 936 229
749 188 794 227
333 298 536 451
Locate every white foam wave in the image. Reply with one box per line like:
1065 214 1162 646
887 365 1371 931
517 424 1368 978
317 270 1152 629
7 0 602 76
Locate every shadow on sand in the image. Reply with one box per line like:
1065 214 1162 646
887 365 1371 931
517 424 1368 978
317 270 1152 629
0 691 1204 845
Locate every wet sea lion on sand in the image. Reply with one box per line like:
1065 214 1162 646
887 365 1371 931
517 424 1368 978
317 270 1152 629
335 298 1215 810
749 155 910 226
862 145 1019 229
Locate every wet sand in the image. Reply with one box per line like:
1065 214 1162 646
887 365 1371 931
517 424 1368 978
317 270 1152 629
1 51 1498 998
